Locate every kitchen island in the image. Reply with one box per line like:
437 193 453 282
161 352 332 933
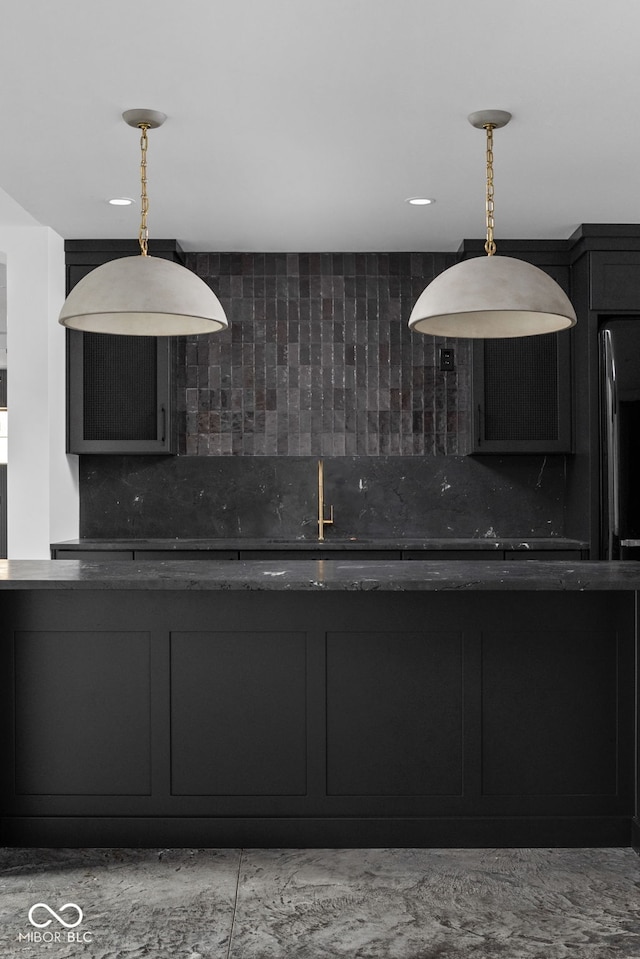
0 559 637 849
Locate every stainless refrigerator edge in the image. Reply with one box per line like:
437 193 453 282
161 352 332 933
599 317 640 558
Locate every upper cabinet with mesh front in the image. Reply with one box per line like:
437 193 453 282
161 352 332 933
456 240 573 455
470 329 572 454
65 240 177 455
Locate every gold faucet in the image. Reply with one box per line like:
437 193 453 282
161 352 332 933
317 459 334 541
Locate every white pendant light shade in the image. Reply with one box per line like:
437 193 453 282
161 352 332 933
409 109 577 339
408 254 577 338
59 255 228 335
59 109 229 336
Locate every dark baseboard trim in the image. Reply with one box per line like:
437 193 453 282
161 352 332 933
0 816 633 849
632 817 640 854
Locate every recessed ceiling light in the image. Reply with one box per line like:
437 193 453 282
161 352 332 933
406 197 435 206
107 197 135 206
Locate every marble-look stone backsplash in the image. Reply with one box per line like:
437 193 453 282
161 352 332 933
178 252 468 456
80 454 568 540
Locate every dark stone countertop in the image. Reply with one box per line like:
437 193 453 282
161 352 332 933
50 537 588 552
0 559 637 591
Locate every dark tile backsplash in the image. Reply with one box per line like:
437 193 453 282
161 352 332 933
178 252 467 456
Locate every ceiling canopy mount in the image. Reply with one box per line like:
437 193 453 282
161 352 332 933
121 108 167 130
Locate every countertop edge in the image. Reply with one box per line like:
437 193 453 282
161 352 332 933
0 559 636 591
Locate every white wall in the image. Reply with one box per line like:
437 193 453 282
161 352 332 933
1 217 79 558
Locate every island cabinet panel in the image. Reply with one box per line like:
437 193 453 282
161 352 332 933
13 631 151 797
481 629 619 797
326 631 463 796
0 590 634 848
170 631 307 796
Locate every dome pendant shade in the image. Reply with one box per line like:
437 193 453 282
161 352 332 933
408 255 577 338
59 255 228 336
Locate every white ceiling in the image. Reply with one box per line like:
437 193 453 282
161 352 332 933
0 0 639 252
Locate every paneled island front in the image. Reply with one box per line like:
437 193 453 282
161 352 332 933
0 559 637 850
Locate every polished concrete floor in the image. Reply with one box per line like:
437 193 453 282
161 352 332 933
0 847 638 958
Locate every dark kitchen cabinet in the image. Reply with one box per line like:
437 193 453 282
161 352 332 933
589 251 640 311
50 542 588 560
504 549 581 560
53 550 134 560
237 549 402 560
65 240 179 454
456 243 574 455
134 549 237 561
470 328 572 454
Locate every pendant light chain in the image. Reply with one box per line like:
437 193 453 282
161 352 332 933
138 123 150 257
484 123 496 256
